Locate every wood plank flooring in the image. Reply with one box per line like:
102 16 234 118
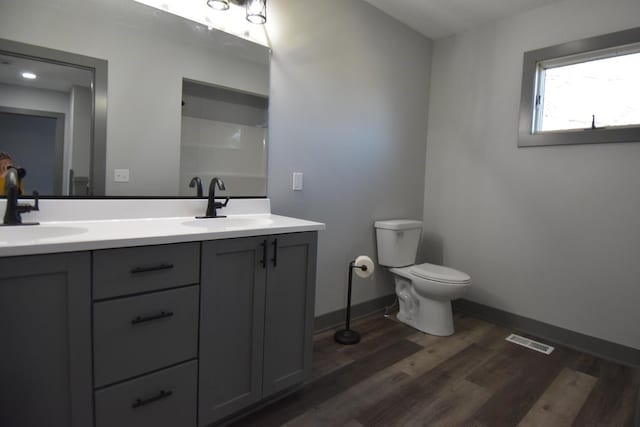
230 312 639 427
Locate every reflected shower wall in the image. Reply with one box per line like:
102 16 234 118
179 80 268 197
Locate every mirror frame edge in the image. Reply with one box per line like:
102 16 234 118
0 37 107 196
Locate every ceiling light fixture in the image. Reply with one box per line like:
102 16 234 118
21 72 37 79
245 0 266 24
206 0 229 10
206 0 266 24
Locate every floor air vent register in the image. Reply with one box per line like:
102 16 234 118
505 333 555 355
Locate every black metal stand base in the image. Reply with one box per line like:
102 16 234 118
334 260 369 346
334 329 361 345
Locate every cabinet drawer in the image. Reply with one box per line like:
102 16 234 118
94 286 199 387
95 360 197 427
93 242 199 300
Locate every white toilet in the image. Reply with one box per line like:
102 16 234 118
375 219 471 336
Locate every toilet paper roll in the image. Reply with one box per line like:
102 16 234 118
354 255 375 278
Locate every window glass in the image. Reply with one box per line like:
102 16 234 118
538 51 640 132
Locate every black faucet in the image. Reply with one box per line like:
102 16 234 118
189 176 203 197
198 177 229 219
3 166 39 226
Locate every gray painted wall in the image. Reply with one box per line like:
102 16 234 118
267 0 432 316
423 0 640 349
0 0 269 196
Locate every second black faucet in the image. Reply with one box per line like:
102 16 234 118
198 177 229 219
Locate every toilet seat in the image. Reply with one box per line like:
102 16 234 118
409 262 471 284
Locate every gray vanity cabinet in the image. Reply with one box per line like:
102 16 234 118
262 232 317 398
92 243 200 427
199 232 317 426
0 231 318 427
199 236 267 426
0 252 93 427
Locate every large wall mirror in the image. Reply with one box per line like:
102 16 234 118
0 0 270 198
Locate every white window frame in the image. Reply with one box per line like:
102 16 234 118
518 27 640 147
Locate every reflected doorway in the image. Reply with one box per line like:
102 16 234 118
0 108 64 195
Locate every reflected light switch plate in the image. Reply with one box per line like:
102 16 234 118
293 172 303 191
114 169 130 183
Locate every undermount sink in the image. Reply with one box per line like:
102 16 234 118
0 225 88 243
182 217 274 229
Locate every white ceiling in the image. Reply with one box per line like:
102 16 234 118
362 0 563 40
0 54 92 93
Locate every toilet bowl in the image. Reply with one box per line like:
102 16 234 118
390 263 470 336
374 220 471 336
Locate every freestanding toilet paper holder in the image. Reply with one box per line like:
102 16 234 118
334 259 371 345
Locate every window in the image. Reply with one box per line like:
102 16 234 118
518 27 640 147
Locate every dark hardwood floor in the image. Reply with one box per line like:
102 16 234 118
230 311 639 426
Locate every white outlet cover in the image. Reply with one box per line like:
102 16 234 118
114 169 130 183
293 172 303 191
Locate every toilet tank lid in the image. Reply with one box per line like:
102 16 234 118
374 219 423 230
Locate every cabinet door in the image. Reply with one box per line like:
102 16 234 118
263 232 317 397
199 237 267 426
0 252 92 427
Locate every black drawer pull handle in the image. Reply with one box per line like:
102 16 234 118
132 389 173 409
131 263 174 274
260 240 267 269
271 238 278 267
131 311 174 325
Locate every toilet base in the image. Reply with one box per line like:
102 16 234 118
397 297 455 337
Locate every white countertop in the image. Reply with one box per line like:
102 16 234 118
0 199 325 257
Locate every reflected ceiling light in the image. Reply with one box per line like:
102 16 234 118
206 0 266 24
206 0 229 10
21 72 37 79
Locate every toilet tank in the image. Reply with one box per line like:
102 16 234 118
374 220 423 267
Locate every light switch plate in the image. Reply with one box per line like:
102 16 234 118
114 169 130 183
293 172 303 191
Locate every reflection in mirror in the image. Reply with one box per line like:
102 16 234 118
0 0 269 198
134 0 269 47
0 37 108 197
180 80 268 197
0 54 93 196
